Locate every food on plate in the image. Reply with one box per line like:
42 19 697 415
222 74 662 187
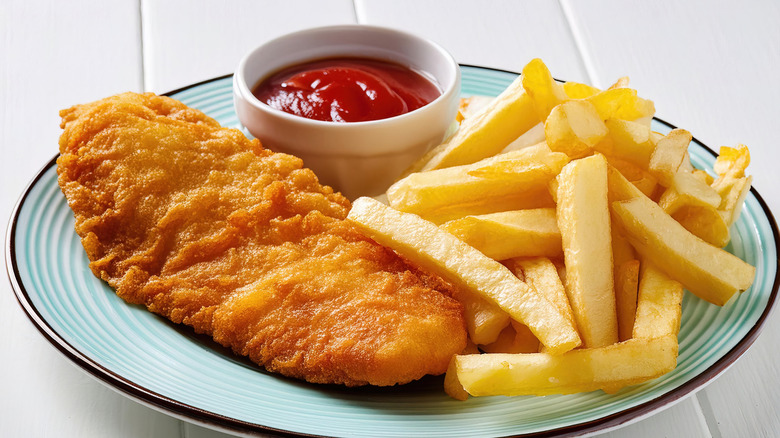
633 262 683 340
347 196 582 354
251 57 441 122
57 53 758 398
420 73 537 171
439 209 562 260
712 144 753 227
611 195 755 306
386 142 566 224
556 154 618 348
545 99 608 159
56 92 467 387
611 227 639 341
446 335 678 398
360 58 756 398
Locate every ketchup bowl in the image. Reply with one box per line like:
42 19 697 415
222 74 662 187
233 25 460 199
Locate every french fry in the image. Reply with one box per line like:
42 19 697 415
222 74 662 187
598 118 656 169
610 196 755 305
608 76 630 89
615 260 640 342
718 175 753 227
387 144 568 224
669 204 731 248
451 287 511 346
545 99 608 159
612 225 639 341
423 75 539 170
444 358 469 401
557 154 618 347
648 129 691 187
586 88 655 122
633 262 683 340
658 168 731 248
417 187 556 225
449 335 677 397
347 197 582 354
667 170 722 209
605 155 658 198
563 81 601 99
505 257 575 330
522 58 567 121
712 144 753 226
440 209 562 260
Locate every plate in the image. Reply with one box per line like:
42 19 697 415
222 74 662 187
6 65 779 437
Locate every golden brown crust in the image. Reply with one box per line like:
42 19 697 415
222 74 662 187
57 92 466 386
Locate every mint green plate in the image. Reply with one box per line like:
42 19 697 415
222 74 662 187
6 66 779 437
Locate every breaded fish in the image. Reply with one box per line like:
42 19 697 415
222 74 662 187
57 92 466 386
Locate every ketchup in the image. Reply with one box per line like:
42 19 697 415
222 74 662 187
252 57 441 123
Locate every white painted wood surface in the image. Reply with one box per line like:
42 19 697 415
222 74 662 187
2 1 777 437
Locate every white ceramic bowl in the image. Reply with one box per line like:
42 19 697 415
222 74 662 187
233 25 460 199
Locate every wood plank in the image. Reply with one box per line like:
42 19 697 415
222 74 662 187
355 0 589 82
603 397 709 438
141 0 357 93
0 2 180 437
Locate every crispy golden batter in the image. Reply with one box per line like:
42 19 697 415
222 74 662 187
57 92 466 386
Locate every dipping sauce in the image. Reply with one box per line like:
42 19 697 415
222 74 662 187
252 57 441 123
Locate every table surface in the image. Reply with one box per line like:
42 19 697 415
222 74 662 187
2 1 779 437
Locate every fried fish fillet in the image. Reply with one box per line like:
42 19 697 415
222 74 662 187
57 92 466 386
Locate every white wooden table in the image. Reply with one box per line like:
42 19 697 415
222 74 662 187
2 1 778 436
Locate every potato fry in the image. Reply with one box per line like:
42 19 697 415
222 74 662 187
658 171 721 214
563 81 601 99
605 156 658 198
633 262 683 340
449 335 677 397
441 209 562 260
444 358 469 401
419 187 556 225
608 76 630 89
615 260 640 342
545 99 609 159
347 197 582 354
451 286 511 346
669 204 731 248
587 88 655 122
557 154 618 347
712 144 753 226
522 58 567 121
610 196 755 306
423 74 539 170
714 144 750 177
387 144 567 224
667 170 722 209
649 129 692 187
656 168 731 247
599 118 655 169
718 175 753 227
505 257 575 330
